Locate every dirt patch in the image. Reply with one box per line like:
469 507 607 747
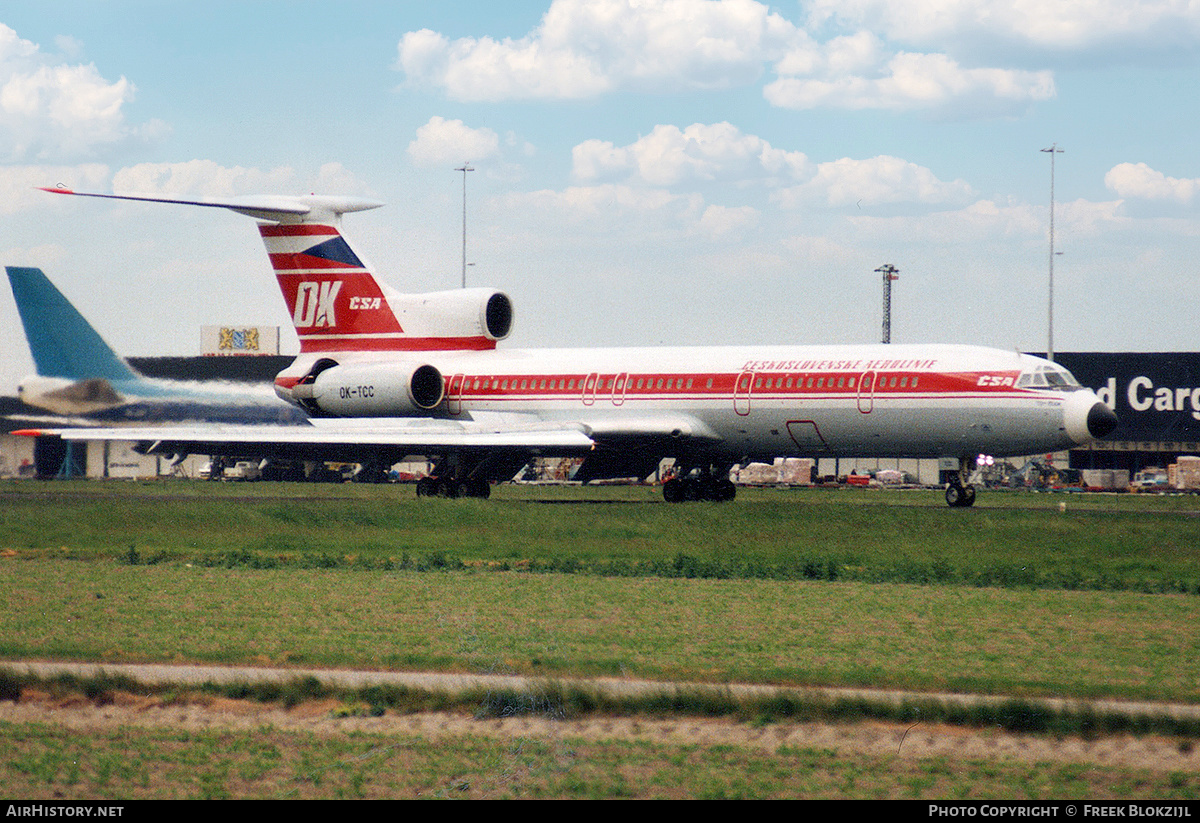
2 690 1197 772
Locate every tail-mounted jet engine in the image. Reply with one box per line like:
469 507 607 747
387 289 513 343
290 360 445 417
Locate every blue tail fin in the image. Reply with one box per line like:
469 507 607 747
5 266 139 382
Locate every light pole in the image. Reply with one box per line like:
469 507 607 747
1041 144 1062 361
875 264 899 344
455 162 474 288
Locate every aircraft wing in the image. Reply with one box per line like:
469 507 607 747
16 419 596 461
15 412 724 481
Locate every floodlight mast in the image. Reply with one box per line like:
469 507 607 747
876 264 899 344
455 162 474 288
1041 143 1063 361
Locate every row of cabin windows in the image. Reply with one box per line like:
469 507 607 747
753 374 919 390
462 376 704 392
459 373 920 393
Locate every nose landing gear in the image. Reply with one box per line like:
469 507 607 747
944 479 976 507
945 455 977 507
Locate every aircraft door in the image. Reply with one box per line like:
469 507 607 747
734 369 754 416
857 370 876 414
787 420 831 452
612 372 628 406
582 372 598 406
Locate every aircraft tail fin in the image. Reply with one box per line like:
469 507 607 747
5 266 140 382
39 187 510 356
257 222 411 354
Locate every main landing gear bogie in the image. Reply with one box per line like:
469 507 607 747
662 473 737 503
415 476 491 499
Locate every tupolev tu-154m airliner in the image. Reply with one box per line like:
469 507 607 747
17 186 1118 507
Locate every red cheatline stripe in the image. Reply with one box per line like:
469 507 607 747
259 224 339 237
274 366 1037 399
298 336 498 353
268 253 363 270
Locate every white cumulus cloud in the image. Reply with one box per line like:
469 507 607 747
406 117 501 167
803 0 1200 56
0 24 162 161
572 122 811 186
765 40 1055 113
396 0 797 100
774 155 975 208
1105 162 1200 205
396 0 1061 116
111 160 297 197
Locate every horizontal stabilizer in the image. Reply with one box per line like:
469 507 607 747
39 186 384 224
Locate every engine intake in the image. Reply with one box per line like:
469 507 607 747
484 292 513 340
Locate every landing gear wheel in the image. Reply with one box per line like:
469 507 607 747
713 478 737 501
663 477 685 503
945 482 976 508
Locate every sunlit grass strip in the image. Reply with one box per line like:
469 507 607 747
117 546 1200 597
4 716 1198 799
3 562 1197 703
5 668 1200 743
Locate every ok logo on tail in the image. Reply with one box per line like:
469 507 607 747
293 281 343 328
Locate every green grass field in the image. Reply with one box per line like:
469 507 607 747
3 480 1200 594
3 479 1198 699
4 720 1197 800
3 479 1200 798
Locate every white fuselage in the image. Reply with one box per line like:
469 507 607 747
288 342 1106 462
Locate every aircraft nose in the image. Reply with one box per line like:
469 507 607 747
1088 401 1119 439
1063 390 1117 445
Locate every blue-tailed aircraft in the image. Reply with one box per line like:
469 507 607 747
6 265 306 425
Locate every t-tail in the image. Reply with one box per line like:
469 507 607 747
40 186 514 415
39 187 514 359
259 221 512 356
260 221 407 354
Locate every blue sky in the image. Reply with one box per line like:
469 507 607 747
2 0 1199 393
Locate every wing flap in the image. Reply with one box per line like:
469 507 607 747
578 414 722 442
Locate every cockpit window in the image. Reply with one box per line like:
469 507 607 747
1018 364 1082 391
